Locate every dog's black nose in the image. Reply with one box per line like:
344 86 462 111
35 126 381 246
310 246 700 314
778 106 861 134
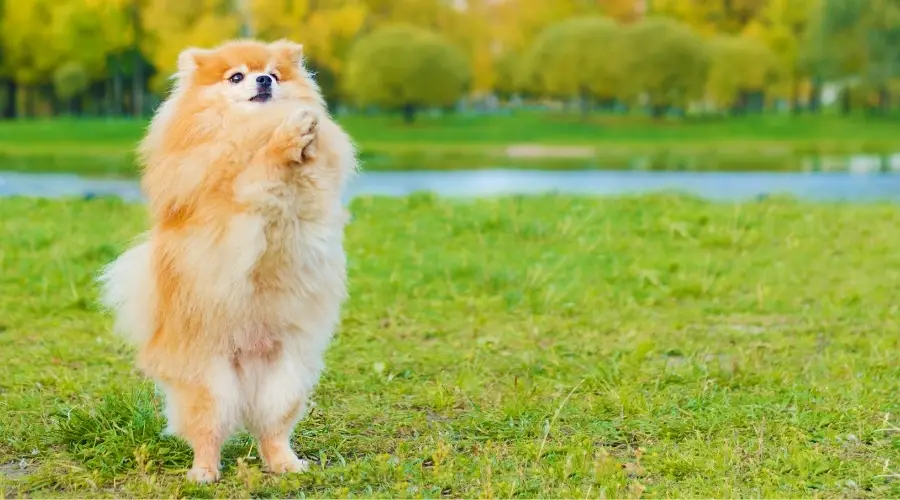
256 75 272 87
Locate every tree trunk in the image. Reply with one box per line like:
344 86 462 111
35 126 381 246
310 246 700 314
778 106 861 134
73 95 84 116
808 77 822 114
402 103 416 124
112 55 123 116
24 86 36 117
47 87 60 116
579 87 591 117
840 88 852 115
133 52 144 118
2 80 16 119
790 73 802 115
879 85 890 114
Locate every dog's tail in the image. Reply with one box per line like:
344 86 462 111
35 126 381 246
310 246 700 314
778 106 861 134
97 236 157 347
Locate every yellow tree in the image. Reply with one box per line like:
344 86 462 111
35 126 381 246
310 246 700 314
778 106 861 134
0 0 16 117
649 0 767 34
250 0 367 101
742 0 820 110
140 0 240 93
53 0 134 114
0 0 53 114
600 0 644 23
489 0 598 54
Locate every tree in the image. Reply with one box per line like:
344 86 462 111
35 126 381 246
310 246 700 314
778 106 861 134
706 35 780 113
650 0 768 35
806 0 900 114
140 0 240 93
624 17 711 117
53 62 89 114
0 0 14 118
493 51 522 102
251 0 368 103
520 17 625 114
742 0 820 112
344 24 470 123
0 0 52 116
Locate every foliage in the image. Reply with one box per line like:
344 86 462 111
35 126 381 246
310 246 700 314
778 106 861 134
0 0 132 85
140 0 240 93
2 195 900 497
251 0 368 92
520 17 625 107
0 0 899 117
344 24 470 122
52 62 90 102
808 0 900 110
492 52 521 101
741 0 820 103
624 17 711 114
706 36 781 110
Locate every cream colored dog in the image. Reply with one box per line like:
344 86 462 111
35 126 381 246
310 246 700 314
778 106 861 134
98 38 357 483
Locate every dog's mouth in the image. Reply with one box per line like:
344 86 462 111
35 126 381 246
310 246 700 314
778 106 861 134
249 91 272 103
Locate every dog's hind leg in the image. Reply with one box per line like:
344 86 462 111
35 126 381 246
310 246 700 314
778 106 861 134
161 359 242 483
238 343 322 474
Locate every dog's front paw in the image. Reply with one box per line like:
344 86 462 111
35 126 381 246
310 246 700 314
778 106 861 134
273 109 318 164
186 465 221 483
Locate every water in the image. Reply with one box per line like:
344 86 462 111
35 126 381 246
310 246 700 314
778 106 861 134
2 169 900 203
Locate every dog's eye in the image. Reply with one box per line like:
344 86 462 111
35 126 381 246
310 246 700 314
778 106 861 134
270 73 280 82
228 73 245 84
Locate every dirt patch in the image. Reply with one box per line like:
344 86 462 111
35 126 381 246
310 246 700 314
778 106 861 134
0 459 32 479
505 144 596 159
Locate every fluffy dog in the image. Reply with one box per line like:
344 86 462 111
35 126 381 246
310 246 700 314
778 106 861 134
98 39 357 483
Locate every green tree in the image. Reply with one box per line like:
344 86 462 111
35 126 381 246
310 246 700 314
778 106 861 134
493 51 522 102
808 0 900 113
624 17 711 117
344 24 470 123
520 17 625 114
706 35 780 113
742 0 820 112
53 62 89 114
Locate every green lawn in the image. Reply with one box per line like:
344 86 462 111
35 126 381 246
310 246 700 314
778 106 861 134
1 194 899 497
1 112 900 176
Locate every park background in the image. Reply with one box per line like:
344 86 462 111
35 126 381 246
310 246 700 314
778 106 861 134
3 0 900 498
0 0 900 175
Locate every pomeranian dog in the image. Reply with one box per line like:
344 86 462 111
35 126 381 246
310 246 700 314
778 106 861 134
98 39 357 483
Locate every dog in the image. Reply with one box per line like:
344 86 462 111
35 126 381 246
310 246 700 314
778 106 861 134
98 38 357 483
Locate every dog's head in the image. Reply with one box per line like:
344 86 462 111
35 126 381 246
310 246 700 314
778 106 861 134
172 39 323 113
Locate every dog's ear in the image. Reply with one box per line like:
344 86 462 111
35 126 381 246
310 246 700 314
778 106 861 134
177 47 215 74
270 39 304 67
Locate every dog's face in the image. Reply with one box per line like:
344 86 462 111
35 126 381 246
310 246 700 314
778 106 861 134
174 39 322 114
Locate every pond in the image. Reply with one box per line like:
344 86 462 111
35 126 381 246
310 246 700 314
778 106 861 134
2 169 900 203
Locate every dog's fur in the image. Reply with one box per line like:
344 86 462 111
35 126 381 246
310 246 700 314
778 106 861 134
97 39 357 483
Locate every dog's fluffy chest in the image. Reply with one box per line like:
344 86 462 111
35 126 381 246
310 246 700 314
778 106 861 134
234 211 347 349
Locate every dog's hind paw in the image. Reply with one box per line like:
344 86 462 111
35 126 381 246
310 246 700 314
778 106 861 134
269 457 310 474
186 465 221 483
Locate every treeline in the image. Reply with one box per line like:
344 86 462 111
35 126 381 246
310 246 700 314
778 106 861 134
0 0 898 120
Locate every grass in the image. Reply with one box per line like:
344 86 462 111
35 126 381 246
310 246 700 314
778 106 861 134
2 112 900 176
1 193 900 497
